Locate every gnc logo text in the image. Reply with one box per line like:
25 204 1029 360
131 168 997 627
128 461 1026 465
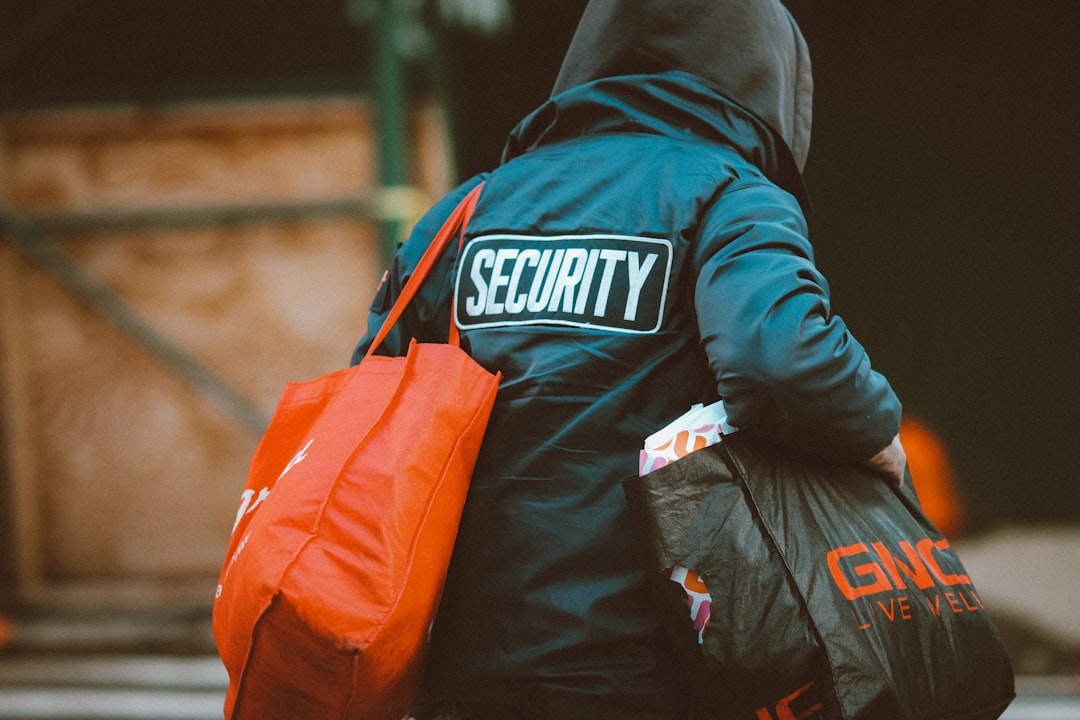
827 538 984 630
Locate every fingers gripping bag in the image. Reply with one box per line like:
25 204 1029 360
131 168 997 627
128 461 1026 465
623 402 1015 720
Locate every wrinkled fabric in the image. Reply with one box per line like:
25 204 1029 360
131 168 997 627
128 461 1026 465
350 2 899 713
623 434 1015 719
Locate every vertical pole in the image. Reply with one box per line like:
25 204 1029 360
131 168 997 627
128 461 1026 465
374 0 409 264
0 245 45 603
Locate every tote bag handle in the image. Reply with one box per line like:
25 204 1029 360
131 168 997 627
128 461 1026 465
365 181 484 359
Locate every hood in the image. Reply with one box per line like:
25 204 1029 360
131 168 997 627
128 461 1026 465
550 0 813 171
502 72 810 211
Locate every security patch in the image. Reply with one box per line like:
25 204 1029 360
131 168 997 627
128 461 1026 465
454 234 672 333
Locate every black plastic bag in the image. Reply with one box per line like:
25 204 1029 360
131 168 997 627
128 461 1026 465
623 432 1015 720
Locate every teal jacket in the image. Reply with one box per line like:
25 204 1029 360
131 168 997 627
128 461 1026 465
353 10 900 712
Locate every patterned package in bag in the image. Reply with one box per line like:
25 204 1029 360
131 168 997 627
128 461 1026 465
639 401 736 642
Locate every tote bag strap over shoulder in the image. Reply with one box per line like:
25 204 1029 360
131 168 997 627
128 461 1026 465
365 181 484 358
216 179 496 720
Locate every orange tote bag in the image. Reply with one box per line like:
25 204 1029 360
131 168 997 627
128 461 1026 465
213 183 497 720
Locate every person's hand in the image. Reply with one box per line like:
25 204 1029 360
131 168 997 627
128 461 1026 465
864 433 907 486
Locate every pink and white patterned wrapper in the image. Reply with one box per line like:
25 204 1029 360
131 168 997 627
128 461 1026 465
640 401 736 644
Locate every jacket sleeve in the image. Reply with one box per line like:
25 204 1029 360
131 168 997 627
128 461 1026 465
350 177 486 365
693 179 901 463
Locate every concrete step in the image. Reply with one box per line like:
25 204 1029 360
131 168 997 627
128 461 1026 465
0 654 227 720
1004 677 1080 720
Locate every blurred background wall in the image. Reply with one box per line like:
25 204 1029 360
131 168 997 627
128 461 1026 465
0 0 1077 616
0 0 458 609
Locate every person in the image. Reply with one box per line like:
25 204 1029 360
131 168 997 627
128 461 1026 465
352 0 906 717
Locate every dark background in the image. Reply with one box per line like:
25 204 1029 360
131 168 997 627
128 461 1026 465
2 1 1077 528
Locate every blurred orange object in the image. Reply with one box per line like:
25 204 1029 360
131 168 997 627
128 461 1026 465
0 614 13 649
900 416 966 537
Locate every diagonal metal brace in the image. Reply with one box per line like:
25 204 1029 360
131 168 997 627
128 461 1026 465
0 210 270 436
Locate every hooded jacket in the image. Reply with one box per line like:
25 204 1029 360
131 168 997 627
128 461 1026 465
352 0 900 715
